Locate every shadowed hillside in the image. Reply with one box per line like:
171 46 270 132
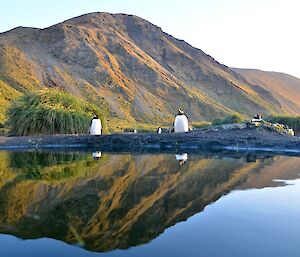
0 12 293 130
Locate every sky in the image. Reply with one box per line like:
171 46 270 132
1 0 299 78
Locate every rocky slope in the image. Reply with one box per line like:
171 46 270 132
0 12 297 129
233 68 300 115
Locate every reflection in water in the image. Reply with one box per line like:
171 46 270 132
0 151 299 253
6 151 107 181
175 153 188 165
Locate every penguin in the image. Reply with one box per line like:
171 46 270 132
90 114 102 135
251 114 263 122
92 151 102 160
157 127 162 134
175 153 188 165
174 109 189 133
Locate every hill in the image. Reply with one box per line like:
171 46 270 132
233 68 300 115
0 12 296 130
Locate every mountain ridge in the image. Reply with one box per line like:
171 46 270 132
0 12 298 130
233 68 300 115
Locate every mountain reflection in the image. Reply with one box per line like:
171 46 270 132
0 151 299 252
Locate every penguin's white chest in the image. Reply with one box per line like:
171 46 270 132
174 115 188 133
92 151 102 159
90 119 102 135
175 153 188 161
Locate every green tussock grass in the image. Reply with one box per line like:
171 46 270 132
7 89 107 136
265 115 300 132
191 121 212 129
212 114 243 126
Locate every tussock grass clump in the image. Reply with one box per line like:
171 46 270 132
212 114 243 126
191 121 212 129
7 90 104 136
265 116 300 132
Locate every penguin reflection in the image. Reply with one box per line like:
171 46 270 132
92 151 102 160
175 153 188 165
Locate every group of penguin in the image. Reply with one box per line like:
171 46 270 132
89 109 190 135
90 109 189 164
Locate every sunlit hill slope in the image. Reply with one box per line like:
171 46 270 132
0 12 299 129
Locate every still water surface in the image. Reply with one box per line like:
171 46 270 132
0 150 299 257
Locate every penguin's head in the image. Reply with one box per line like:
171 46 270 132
178 109 184 115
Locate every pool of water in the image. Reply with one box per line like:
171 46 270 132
0 150 299 257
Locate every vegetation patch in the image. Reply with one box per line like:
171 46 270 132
0 79 21 123
212 114 243 126
7 89 106 136
191 121 212 129
265 116 300 133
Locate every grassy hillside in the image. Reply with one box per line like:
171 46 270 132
0 80 21 123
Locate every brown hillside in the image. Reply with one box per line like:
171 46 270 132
0 13 290 129
233 68 300 115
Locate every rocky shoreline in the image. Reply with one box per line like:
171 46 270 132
0 124 299 155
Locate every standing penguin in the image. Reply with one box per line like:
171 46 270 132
175 153 188 165
90 114 102 135
92 151 102 160
174 109 189 133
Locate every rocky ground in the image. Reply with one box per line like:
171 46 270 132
0 123 299 154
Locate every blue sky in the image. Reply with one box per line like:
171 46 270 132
1 0 299 78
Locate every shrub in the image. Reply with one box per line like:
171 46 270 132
212 114 243 126
7 90 106 136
